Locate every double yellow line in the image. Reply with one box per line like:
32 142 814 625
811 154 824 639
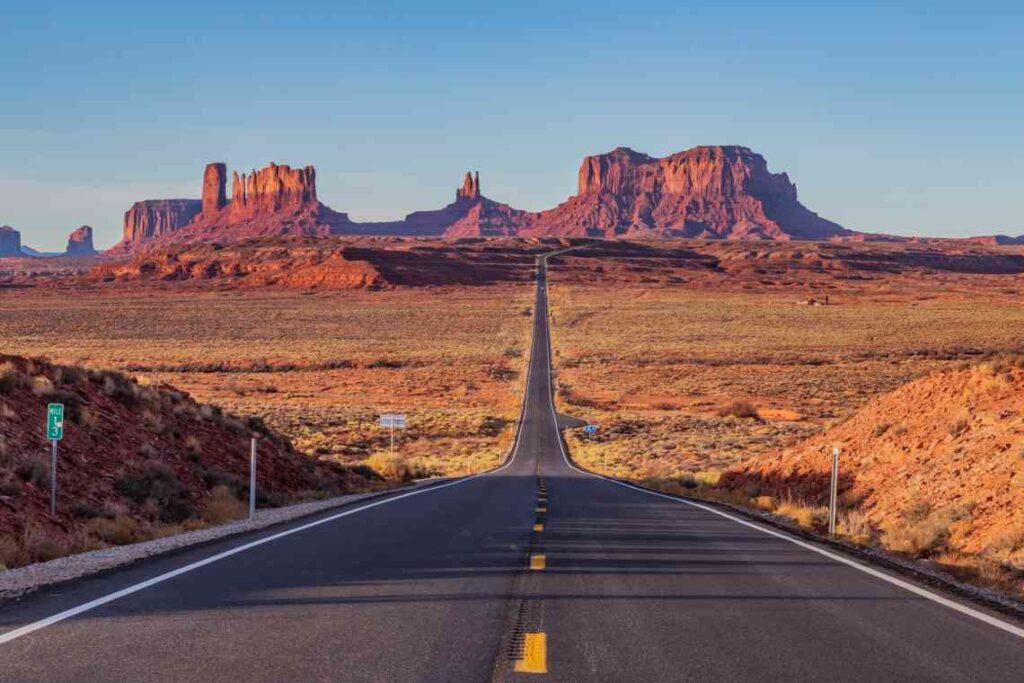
517 481 549 674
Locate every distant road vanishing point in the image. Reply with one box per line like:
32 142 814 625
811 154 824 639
2 252 1024 682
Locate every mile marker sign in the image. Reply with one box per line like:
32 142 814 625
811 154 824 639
47 403 65 441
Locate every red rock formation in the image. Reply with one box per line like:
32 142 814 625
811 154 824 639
65 225 97 256
520 146 851 240
113 146 853 251
201 163 227 215
0 225 21 257
357 148 851 240
119 199 202 250
456 171 480 201
228 163 317 216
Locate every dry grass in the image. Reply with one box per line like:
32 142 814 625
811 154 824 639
549 282 1024 476
0 286 532 479
548 266 1024 599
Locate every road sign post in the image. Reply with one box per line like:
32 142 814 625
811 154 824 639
828 446 840 536
379 413 407 456
46 403 64 517
250 437 258 519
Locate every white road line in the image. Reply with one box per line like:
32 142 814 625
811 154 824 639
0 254 559 646
538 256 1024 642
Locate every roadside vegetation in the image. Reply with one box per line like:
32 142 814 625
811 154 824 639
0 285 533 484
550 272 1024 602
0 355 382 570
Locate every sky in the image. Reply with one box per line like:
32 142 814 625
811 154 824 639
2 1 1023 250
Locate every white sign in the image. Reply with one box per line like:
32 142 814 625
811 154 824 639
379 413 407 429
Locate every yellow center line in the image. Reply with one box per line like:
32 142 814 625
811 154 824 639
533 523 544 532
514 632 548 674
530 554 546 570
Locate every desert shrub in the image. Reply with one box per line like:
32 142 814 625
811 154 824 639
948 417 970 438
71 501 103 519
143 411 165 435
201 466 246 495
775 499 825 529
54 365 82 387
101 373 139 407
0 534 20 569
872 422 891 438
0 477 22 498
15 455 50 488
87 516 143 545
367 358 407 369
246 415 269 435
0 365 26 394
45 389 84 424
116 462 194 523
694 470 722 486
185 435 202 461
138 442 159 459
21 524 64 564
200 485 248 524
364 452 430 481
344 463 382 481
30 375 54 396
838 509 874 543
882 504 969 558
717 401 761 420
752 495 777 511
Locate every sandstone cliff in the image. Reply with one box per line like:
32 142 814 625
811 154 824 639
0 225 21 257
120 199 202 250
201 162 228 215
520 146 851 239
353 171 527 238
65 225 97 256
114 146 853 250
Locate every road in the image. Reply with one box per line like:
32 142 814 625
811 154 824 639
2 253 1024 681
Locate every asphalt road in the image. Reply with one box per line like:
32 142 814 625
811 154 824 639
2 253 1024 681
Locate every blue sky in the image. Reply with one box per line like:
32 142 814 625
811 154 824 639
2 1 1022 249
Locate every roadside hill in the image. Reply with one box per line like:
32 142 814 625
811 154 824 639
0 355 378 569
724 361 1024 567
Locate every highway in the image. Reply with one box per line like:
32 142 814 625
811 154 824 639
2 253 1024 681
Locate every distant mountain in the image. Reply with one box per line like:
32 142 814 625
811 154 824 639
965 234 1024 246
112 146 857 251
0 225 22 257
515 146 853 240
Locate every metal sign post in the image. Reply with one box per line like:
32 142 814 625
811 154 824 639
828 446 840 536
250 437 258 519
379 413 407 456
46 403 64 517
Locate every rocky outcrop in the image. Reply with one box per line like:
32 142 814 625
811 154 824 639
456 171 480 201
228 163 317 216
0 225 21 257
65 225 97 256
114 146 854 250
120 199 202 250
520 146 851 240
351 171 528 238
201 163 228 215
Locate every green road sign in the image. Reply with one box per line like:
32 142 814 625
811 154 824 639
47 403 64 441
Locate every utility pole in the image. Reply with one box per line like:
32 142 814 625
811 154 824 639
829 446 840 536
249 436 258 519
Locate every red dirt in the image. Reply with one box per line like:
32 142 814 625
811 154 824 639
723 362 1024 555
0 355 378 567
